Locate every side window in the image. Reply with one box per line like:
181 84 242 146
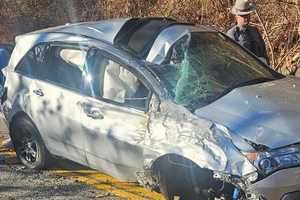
17 43 87 92
84 49 151 110
16 43 49 77
59 49 86 71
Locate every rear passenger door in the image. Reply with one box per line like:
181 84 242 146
15 43 89 165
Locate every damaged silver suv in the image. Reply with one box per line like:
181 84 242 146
3 18 300 200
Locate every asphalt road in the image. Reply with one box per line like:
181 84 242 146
0 114 164 200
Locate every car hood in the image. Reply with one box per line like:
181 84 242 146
195 77 300 149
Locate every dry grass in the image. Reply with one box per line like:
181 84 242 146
0 0 299 72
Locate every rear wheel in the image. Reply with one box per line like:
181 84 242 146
10 116 50 169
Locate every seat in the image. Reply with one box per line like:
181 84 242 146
103 60 139 103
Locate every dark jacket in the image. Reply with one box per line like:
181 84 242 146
227 25 269 64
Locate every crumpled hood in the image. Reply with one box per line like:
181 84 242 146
195 77 300 149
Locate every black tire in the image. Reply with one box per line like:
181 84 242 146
157 170 208 200
10 116 50 169
154 156 213 200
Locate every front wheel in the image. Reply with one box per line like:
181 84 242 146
153 156 214 200
157 170 211 200
11 117 50 169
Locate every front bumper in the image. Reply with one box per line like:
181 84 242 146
249 167 300 200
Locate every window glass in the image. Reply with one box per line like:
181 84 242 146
84 49 150 110
59 49 86 71
44 46 85 91
16 43 86 92
16 43 50 77
103 60 140 103
152 32 281 111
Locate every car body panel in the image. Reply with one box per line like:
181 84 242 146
30 79 88 165
3 69 89 165
249 167 300 199
3 70 33 121
195 76 300 149
144 100 257 177
30 18 129 43
80 96 147 181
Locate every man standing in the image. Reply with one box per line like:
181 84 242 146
227 0 269 64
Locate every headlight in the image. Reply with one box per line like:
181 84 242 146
244 145 300 175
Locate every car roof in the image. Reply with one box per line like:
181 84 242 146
22 18 205 41
10 18 217 68
19 17 216 45
27 18 129 44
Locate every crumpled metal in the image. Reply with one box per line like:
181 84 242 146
144 100 257 177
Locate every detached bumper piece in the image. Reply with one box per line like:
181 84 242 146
281 191 300 200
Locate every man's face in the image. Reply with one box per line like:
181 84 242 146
235 14 250 27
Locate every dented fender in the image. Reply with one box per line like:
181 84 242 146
140 100 257 188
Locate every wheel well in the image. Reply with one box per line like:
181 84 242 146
9 111 40 143
151 154 238 199
151 154 199 172
151 154 215 190
9 111 52 169
9 111 32 134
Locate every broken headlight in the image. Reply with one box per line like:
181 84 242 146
245 145 300 175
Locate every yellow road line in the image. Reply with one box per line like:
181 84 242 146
0 137 18 164
56 170 165 200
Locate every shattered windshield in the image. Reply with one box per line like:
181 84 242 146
151 32 282 110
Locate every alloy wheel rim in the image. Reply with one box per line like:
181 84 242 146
18 134 39 164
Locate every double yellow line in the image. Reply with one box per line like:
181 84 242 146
56 170 165 200
0 137 165 200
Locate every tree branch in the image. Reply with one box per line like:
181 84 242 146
255 9 275 67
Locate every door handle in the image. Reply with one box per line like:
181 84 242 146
85 108 104 120
33 89 44 96
78 101 104 120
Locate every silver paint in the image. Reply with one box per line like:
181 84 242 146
195 76 300 149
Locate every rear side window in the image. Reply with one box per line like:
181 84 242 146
16 44 50 77
59 49 86 71
16 43 87 92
